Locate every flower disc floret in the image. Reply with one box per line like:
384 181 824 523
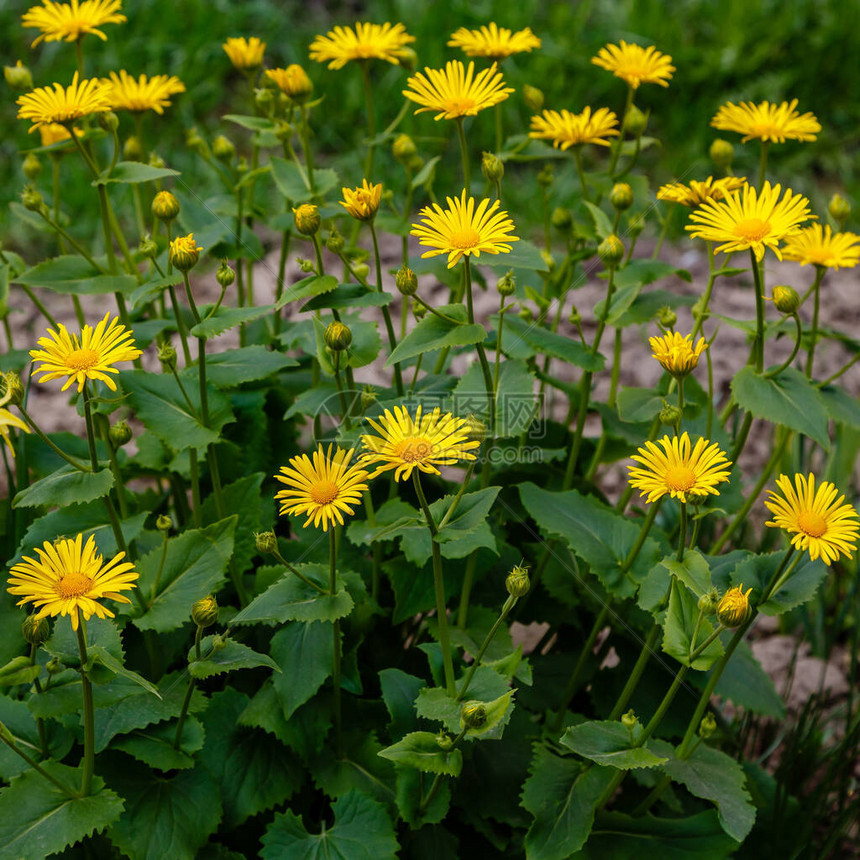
340 179 382 221
765 473 860 565
447 23 541 60
650 331 708 377
711 99 820 144
22 0 125 47
591 40 675 89
780 224 860 269
411 190 519 268
222 37 265 70
656 176 747 208
403 60 513 121
16 72 112 132
309 22 414 70
528 107 620 149
628 432 732 504
102 70 185 114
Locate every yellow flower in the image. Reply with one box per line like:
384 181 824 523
656 176 747 208
169 233 203 271
360 405 480 482
0 409 30 458
309 22 414 70
447 23 541 60
780 224 860 270
591 40 675 89
265 65 313 101
765 473 860 566
8 533 138 631
650 331 707 377
628 432 732 504
38 122 81 146
222 37 266 71
275 444 370 532
685 181 812 261
711 99 820 144
102 70 185 114
411 190 519 268
22 0 125 47
30 313 142 393
340 179 382 221
403 60 513 121
717 585 752 627
16 72 112 133
528 107 620 149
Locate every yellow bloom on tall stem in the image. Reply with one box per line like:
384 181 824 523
275 444 370 532
265 65 313 101
591 40 675 89
309 22 414 70
656 176 747 207
411 190 519 268
30 313 142 393
403 60 513 121
22 0 125 47
16 72 112 133
711 99 820 144
360 405 481 482
628 432 732 504
650 331 708 377
685 181 812 261
102 70 185 114
8 533 138 630
765 473 860 565
222 36 266 71
780 224 860 269
528 107 620 149
447 23 541 60
340 179 382 221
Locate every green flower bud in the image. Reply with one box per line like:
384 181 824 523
216 260 236 288
298 257 315 273
537 163 554 188
829 193 851 225
392 133 417 163
435 731 453 750
361 385 376 411
185 128 210 160
460 701 487 730
1 372 24 407
540 249 556 272
505 564 530 598
406 154 424 174
254 87 274 111
148 152 165 169
22 152 41 180
99 111 119 133
152 190 180 222
659 402 682 426
771 285 800 314
522 84 544 113
598 234 624 268
518 307 533 322
621 709 637 729
396 265 418 296
325 321 352 351
22 614 50 645
212 134 236 162
627 213 645 238
568 305 582 326
46 657 62 674
156 514 173 532
109 420 132 447
709 138 734 169
610 182 634 211
211 634 228 650
699 713 717 739
4 61 33 91
496 270 516 297
413 302 427 320
326 230 345 255
698 589 720 615
656 306 677 329
481 151 504 183
123 135 143 162
157 342 177 373
255 530 278 554
398 47 418 73
138 236 158 259
624 104 648 137
274 120 293 141
21 185 45 213
292 203 320 237
352 262 370 281
551 207 573 232
191 595 219 629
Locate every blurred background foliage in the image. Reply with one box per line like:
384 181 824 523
1 0 859 252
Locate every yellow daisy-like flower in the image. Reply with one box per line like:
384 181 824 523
360 405 481 482
265 65 313 101
411 190 519 269
340 179 382 222
309 22 415 70
447 23 541 60
37 122 81 146
223 37 266 71
650 331 707 377
30 312 142 393
591 40 675 89
22 0 125 47
685 181 812 261
0 409 31 458
628 432 732 504
765 473 860 566
16 72 112 133
275 444 370 532
656 176 748 208
780 224 860 270
403 60 513 121
711 99 820 144
528 107 620 149
717 585 752 627
8 533 138 631
102 70 185 114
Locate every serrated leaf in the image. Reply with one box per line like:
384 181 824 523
500 314 604 371
379 669 426 739
45 616 123 667
461 689 515 738
12 464 114 508
662 583 724 670
14 255 136 296
561 720 667 769
95 161 179 184
378 731 463 776
727 551 828 616
201 472 264 575
112 715 204 771
395 765 451 828
223 114 276 132
0 656 41 686
189 635 279 679
271 621 334 717
386 304 485 366
86 645 161 695
617 386 664 423
584 202 614 239
275 274 338 308
662 550 712 598
301 283 392 311
185 346 297 388
190 304 275 338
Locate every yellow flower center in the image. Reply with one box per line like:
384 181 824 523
733 218 771 242
797 510 827 537
664 465 696 492
56 571 94 598
448 227 481 249
65 348 100 371
309 480 339 506
393 436 434 463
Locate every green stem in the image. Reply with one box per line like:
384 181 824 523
750 248 766 373
573 147 589 201
75 612 95 796
17 284 58 329
369 222 405 395
456 118 471 194
764 313 802 378
150 532 169 604
330 528 343 758
418 727 468 813
360 61 377 179
758 141 770 188
173 625 201 749
494 103 503 153
607 624 660 721
0 731 77 798
805 266 825 378
690 243 716 341
298 105 316 193
271 547 329 595
608 86 634 177
457 595 516 702
676 502 688 562
17 405 89 471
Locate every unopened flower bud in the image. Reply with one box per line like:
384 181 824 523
717 584 752 628
460 701 487 730
1 372 24 407
610 182 633 211
46 657 62 674
191 595 219 629
518 307 532 322
99 111 119 133
624 104 648 137
274 120 293 141
398 47 418 73
254 87 274 111
598 234 624 268
169 234 202 272
216 260 236 288
829 193 851 225
771 284 800 314
522 84 544 113
656 306 677 328
255 530 278 554
325 321 352 351
698 589 720 615
360 385 376 411
138 236 158 259
109 420 132 447
540 249 556 272
537 163 554 188
123 135 143 162
659 402 682 426
152 190 180 222
22 152 41 180
435 731 453 750
21 185 44 213
406 154 424 174
621 709 637 729
326 230 345 255
551 207 573 232
352 262 370 281
505 564 530 598
148 152 165 169
4 61 33 91
211 633 228 650
392 133 417 163
481 151 504 183
699 713 717 739
413 302 427 320
157 342 177 372
293 203 320 236
709 138 734 169
186 128 210 160
298 257 315 273
22 614 50 645
396 265 418 296
212 134 235 162
496 270 516 297
156 514 173 532
627 213 645 238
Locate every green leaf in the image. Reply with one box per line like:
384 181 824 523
189 304 275 338
301 283 392 311
614 259 689 288
819 384 860 429
119 369 234 452
394 766 451 828
0 696 70 780
617 386 664 423
386 304 485 366
521 745 616 860
662 583 724 670
112 715 204 771
189 635 279 679
584 202 614 239
261 790 398 860
223 114 276 132
0 656 41 686
415 667 510 733
268 156 338 200
411 155 441 190
731 366 830 449
378 731 463 776
15 255 136 296
271 621 334 717
275 274 339 308
85 645 161 695
95 161 179 184
662 550 712 598
0 762 123 860
453 360 537 437
186 346 297 388
727 551 828 616
560 720 668 769
461 689 515 739
133 519 237 633
201 472 264 575
12 464 114 509
500 314 605 371
379 669 426 738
